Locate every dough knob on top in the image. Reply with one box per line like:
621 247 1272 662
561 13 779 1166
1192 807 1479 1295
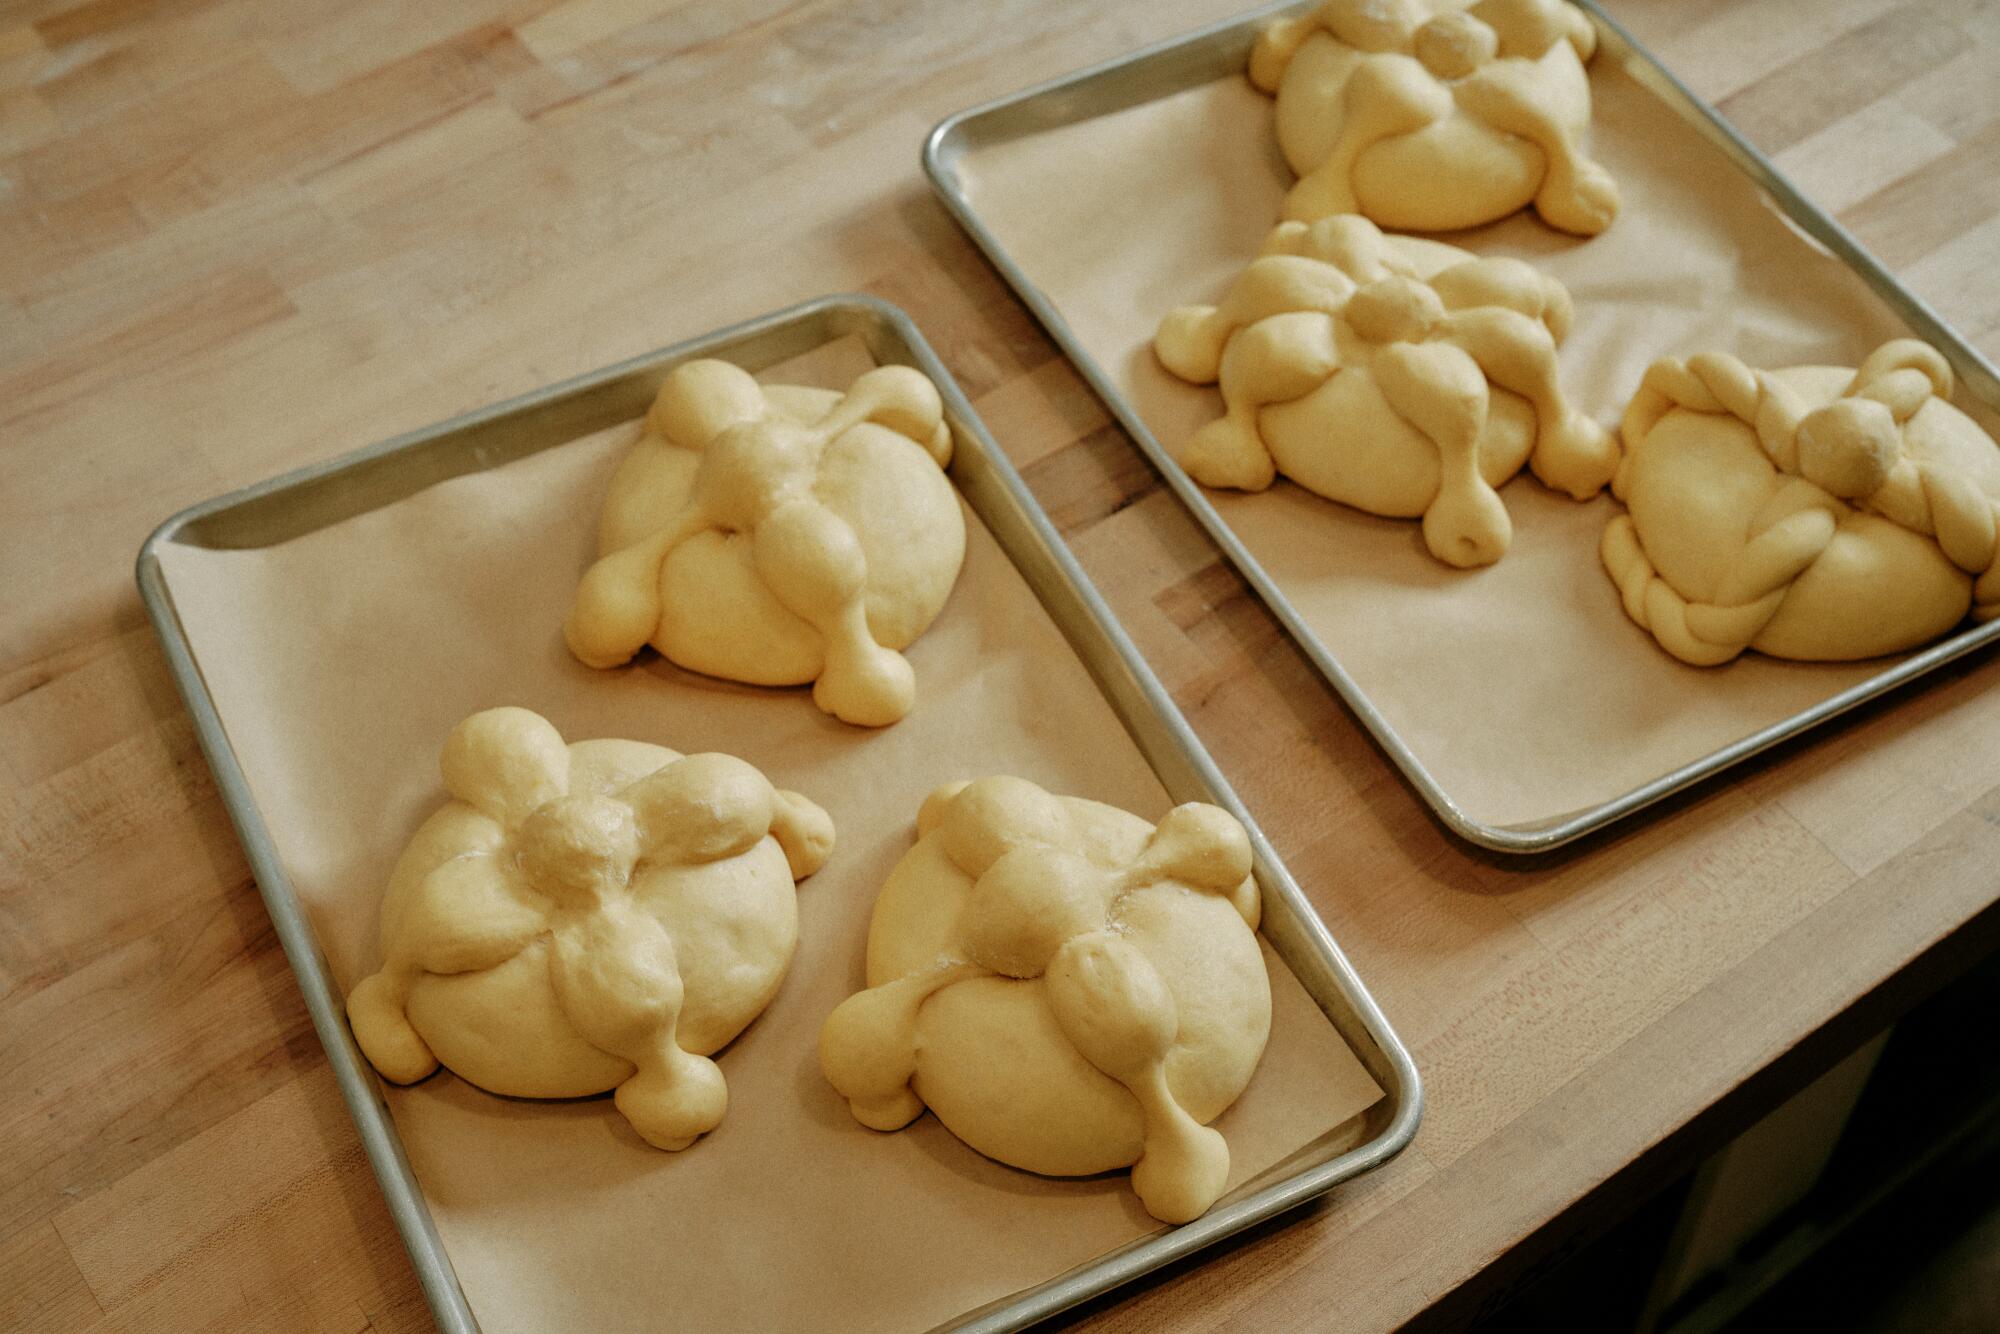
957 845 1107 979
516 794 641 907
1794 398 1900 499
1415 11 1498 79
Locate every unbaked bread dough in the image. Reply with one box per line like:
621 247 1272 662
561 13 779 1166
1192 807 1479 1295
1250 0 1618 235
1602 340 2000 664
347 707 833 1149
1155 214 1616 567
566 360 966 727
819 776 1271 1224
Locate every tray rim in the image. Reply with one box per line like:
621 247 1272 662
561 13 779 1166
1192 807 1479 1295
920 0 2000 855
135 292 1422 1334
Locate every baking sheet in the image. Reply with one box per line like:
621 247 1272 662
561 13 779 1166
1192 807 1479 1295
945 26 2000 835
150 336 1380 1334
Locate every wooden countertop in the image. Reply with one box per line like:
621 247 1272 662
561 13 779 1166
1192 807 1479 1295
6 0 2000 1329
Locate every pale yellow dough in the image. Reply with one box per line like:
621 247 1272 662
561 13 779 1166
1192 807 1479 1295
1251 0 1618 235
1155 214 1615 567
1602 340 2000 664
347 707 833 1150
566 360 966 727
819 776 1271 1224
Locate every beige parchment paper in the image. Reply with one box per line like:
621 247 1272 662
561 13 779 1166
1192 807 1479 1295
957 47 2000 831
153 339 1379 1334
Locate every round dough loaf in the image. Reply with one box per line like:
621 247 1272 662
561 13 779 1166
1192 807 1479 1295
1250 0 1618 235
819 777 1271 1224
1155 214 1615 567
347 707 834 1150
566 361 967 727
1601 340 2000 664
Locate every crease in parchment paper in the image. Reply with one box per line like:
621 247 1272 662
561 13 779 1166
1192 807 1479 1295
957 53 2000 831
152 338 1380 1334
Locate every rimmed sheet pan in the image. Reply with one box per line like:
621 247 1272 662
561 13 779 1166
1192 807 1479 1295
923 1 2000 852
137 295 1421 1332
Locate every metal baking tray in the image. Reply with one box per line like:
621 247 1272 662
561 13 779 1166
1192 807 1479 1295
137 295 1421 1333
923 0 2000 854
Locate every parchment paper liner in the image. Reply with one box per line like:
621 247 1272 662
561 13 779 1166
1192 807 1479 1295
955 47 2000 832
152 338 1379 1334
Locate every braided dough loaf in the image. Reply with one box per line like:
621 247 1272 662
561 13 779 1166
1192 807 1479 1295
566 361 966 727
1602 340 2000 664
1251 0 1618 235
1155 215 1615 567
819 777 1270 1224
347 708 833 1149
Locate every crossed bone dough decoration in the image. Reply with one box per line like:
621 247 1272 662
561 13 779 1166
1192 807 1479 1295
1156 214 1616 567
820 775 1271 1224
1252 0 1619 235
1602 339 2000 664
347 708 833 1150
566 361 966 727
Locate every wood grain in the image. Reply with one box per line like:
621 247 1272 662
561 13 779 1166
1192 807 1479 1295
5 0 1999 1329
